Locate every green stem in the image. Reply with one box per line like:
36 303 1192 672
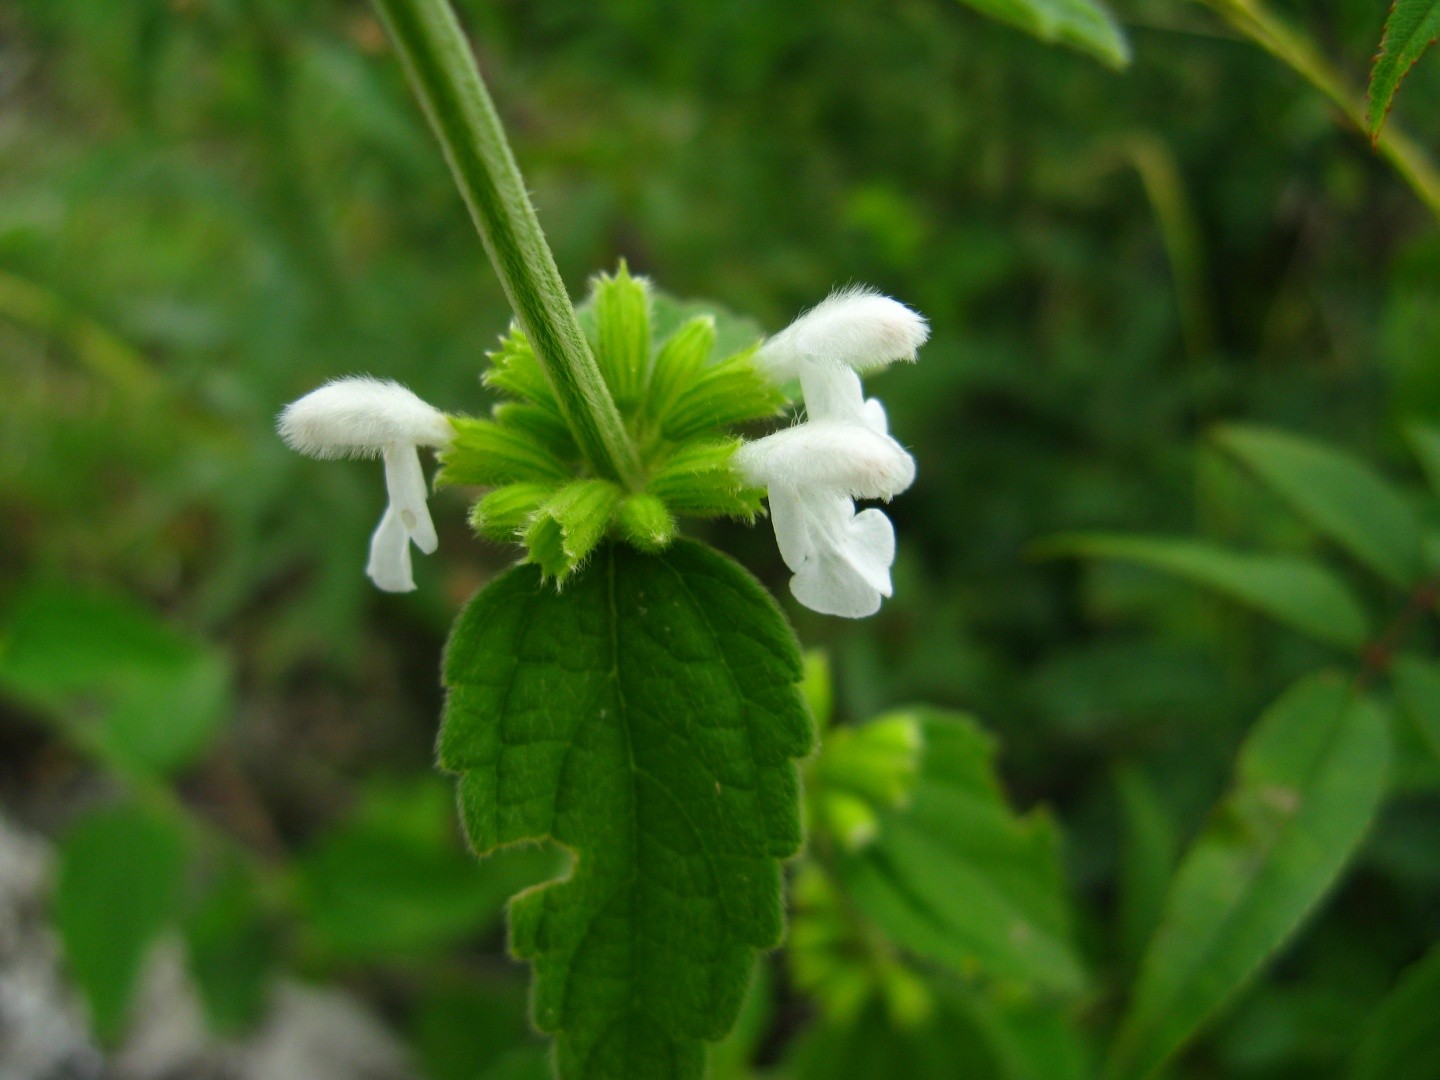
1197 0 1440 223
371 0 643 487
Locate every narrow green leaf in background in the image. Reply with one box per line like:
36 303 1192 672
956 0 1131 68
1038 534 1372 649
1367 0 1440 137
439 539 813 1079
1406 422 1440 498
833 709 1087 995
54 806 189 1044
1347 942 1440 1079
1214 425 1426 588
1114 766 1179 969
0 584 230 776
1107 673 1391 1080
1392 656 1440 769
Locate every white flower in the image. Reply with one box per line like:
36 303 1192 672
278 377 453 593
738 289 926 618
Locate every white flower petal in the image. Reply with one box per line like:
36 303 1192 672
798 361 866 422
788 500 895 619
756 287 929 383
767 483 811 571
278 377 453 460
366 506 415 592
763 488 897 619
382 444 438 554
735 420 915 500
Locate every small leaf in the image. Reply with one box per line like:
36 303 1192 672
438 416 569 487
1367 0 1440 137
956 0 1130 69
648 440 763 519
833 709 1088 995
1215 425 1427 588
484 323 558 408
590 262 652 408
523 478 624 580
439 539 813 1079
1108 673 1391 1080
1347 943 1440 1079
649 293 763 363
647 315 717 422
1392 655 1440 769
0 585 230 776
55 806 188 1043
616 492 677 552
661 348 786 441
1040 534 1372 649
470 483 556 542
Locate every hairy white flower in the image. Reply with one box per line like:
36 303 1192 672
741 289 925 618
278 377 453 593
768 485 895 618
755 287 929 383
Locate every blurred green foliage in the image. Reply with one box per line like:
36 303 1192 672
3 0 1440 1077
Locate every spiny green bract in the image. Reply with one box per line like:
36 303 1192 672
437 263 783 581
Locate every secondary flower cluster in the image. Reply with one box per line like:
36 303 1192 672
277 270 926 618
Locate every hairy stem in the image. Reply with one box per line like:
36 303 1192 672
371 0 643 487
1196 0 1440 223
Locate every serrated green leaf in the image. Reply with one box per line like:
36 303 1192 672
1108 673 1391 1080
0 585 230 776
55 806 189 1044
1347 942 1440 1079
833 709 1087 995
1215 425 1427 588
1040 534 1372 649
1367 1 1440 137
438 539 813 1079
591 262 652 408
1393 655 1440 769
956 0 1130 69
439 416 569 487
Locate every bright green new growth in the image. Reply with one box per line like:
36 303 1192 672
439 265 783 581
439 539 814 1079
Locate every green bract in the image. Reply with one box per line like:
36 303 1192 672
438 264 784 581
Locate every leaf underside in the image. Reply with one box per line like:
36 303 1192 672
439 539 813 1080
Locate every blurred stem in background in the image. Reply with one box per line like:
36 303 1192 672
371 0 644 488
1194 0 1440 223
